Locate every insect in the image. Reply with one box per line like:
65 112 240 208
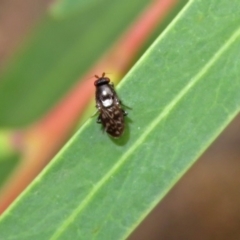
94 72 128 138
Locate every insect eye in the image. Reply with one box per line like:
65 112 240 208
94 77 110 86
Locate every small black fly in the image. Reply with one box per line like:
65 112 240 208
94 73 127 138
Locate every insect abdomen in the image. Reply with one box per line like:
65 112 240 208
100 106 124 138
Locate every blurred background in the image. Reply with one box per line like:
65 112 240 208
0 0 240 239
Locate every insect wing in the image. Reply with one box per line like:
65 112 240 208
100 105 124 138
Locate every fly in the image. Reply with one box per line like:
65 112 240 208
94 72 128 138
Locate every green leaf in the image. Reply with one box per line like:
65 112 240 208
0 155 20 188
1 0 240 239
49 0 97 18
0 131 20 187
0 0 148 127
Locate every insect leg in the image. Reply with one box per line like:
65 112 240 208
119 100 132 110
91 110 99 118
97 115 102 123
122 109 128 116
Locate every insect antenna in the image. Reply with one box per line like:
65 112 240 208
94 72 106 79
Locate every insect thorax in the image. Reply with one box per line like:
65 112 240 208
96 84 116 108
